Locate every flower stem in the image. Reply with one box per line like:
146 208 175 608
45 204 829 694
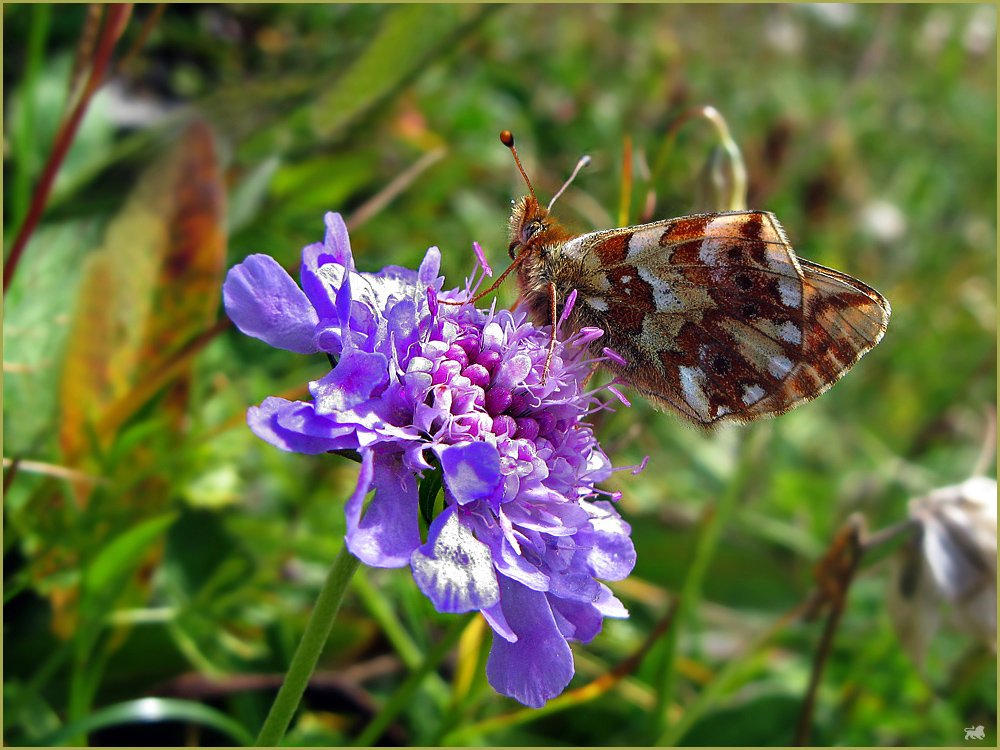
255 544 361 746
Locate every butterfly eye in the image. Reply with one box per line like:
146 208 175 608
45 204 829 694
524 220 544 240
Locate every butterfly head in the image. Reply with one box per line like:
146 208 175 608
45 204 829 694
500 130 589 261
507 194 552 260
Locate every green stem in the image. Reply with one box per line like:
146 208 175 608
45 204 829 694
353 615 469 747
255 544 361 746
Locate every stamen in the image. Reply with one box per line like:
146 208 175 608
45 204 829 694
439 248 530 307
573 326 605 347
610 456 649 476
559 289 578 326
602 347 627 366
591 486 624 502
606 384 631 407
473 241 493 277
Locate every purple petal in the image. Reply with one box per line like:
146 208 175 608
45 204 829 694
322 212 354 269
486 576 575 708
311 349 389 415
481 600 516 643
437 442 501 505
547 565 602 603
345 451 421 567
247 397 357 454
299 213 354 319
223 255 319 353
411 506 500 613
549 595 604 643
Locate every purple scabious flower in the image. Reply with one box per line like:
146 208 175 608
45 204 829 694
224 212 637 708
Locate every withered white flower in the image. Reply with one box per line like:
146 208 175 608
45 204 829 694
887 476 997 667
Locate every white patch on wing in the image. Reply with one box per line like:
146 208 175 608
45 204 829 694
778 278 802 308
637 265 684 312
742 383 766 405
627 226 664 260
699 239 727 265
620 275 632 284
559 235 588 260
586 297 609 311
778 321 802 344
678 365 710 418
700 217 736 265
768 355 794 378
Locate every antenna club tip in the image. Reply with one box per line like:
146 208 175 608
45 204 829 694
580 155 592 167
499 130 515 148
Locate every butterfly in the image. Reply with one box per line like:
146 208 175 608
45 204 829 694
471 131 891 427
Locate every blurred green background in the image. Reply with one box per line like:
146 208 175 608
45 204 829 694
3 3 996 746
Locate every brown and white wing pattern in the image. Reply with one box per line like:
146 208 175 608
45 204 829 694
562 211 890 426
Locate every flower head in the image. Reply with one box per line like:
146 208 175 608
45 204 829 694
887 476 997 665
224 212 636 707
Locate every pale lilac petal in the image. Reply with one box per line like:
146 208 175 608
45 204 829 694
486 576 575 708
388 299 420 363
345 451 421 567
438 442 501 505
592 582 629 619
223 255 318 353
311 350 389 415
580 501 637 581
418 246 442 287
411 506 500 613
492 354 533 390
481 600 516 643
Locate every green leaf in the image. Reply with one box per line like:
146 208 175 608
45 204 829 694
418 461 444 528
227 155 281 235
308 5 491 140
82 513 178 601
33 697 255 747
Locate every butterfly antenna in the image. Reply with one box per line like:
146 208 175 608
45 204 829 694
500 130 537 202
547 154 591 212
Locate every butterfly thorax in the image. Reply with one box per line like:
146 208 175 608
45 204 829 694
509 195 584 329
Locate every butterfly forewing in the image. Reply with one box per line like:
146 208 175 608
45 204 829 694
559 211 889 425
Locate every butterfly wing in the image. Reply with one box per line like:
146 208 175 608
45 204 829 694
567 211 889 425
